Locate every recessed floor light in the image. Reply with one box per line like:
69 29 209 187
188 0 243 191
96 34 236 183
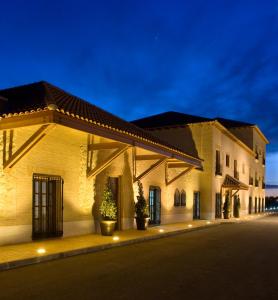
159 229 164 233
188 224 193 228
37 248 46 254
113 236 119 241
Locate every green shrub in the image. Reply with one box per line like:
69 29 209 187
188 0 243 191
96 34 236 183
134 181 149 219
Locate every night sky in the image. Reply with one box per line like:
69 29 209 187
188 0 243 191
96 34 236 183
0 0 277 183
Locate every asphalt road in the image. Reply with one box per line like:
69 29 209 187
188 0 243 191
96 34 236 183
1 215 278 300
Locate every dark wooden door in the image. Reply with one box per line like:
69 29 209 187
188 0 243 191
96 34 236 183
248 196 252 214
193 192 200 219
255 197 258 213
149 187 161 225
215 193 222 218
32 174 63 240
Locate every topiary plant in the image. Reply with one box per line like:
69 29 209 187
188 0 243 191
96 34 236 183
223 192 231 219
100 181 117 220
135 181 149 219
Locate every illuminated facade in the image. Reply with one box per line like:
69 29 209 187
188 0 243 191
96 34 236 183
0 82 202 245
0 83 268 246
133 112 268 220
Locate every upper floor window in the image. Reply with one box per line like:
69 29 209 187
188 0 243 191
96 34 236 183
226 154 230 167
215 150 222 176
242 163 245 174
255 145 259 160
174 189 180 206
234 160 239 180
180 190 186 207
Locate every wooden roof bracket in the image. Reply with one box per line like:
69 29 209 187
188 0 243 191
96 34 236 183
87 143 130 178
133 150 167 183
3 124 54 170
165 162 194 186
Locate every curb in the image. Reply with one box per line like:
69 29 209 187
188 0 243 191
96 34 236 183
0 222 221 271
1 214 269 272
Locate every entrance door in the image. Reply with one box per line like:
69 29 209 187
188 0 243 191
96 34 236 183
233 195 237 217
149 187 161 225
248 197 252 214
32 174 63 240
255 197 258 213
193 192 200 219
215 193 222 218
108 177 121 230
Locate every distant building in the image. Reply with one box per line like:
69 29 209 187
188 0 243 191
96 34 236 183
266 185 278 197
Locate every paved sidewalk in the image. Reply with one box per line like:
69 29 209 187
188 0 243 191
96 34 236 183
0 213 268 271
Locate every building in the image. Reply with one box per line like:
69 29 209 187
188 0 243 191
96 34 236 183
132 111 268 219
266 185 278 197
0 82 268 246
0 82 202 245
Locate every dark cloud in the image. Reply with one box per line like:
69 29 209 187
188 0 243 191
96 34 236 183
0 1 277 155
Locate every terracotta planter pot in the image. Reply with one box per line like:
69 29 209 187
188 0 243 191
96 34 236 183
100 220 116 236
135 217 150 230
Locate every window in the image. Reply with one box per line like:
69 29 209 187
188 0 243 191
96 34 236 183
215 150 222 176
234 160 238 179
180 190 186 206
226 154 230 167
174 189 180 206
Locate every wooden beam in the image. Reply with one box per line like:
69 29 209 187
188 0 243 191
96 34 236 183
8 130 13 159
166 166 194 186
134 158 167 182
87 145 130 178
87 134 94 171
2 131 6 164
167 163 189 169
232 190 239 197
135 154 165 161
4 125 51 169
88 142 124 150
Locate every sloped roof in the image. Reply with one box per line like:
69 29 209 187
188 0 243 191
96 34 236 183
132 111 255 129
132 111 211 128
215 117 254 128
222 175 249 190
0 81 201 162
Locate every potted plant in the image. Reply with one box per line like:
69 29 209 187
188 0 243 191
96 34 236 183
234 195 241 218
99 180 117 236
223 192 231 219
134 181 149 230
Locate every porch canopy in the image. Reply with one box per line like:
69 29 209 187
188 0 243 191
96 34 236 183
222 174 249 191
0 81 203 173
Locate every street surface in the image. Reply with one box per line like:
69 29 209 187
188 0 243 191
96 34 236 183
0 215 277 300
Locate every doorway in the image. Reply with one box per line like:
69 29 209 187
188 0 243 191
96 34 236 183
32 174 63 240
108 177 121 230
248 196 252 214
193 191 200 219
215 193 222 218
149 186 161 225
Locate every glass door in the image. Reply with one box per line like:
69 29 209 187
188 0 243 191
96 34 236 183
149 187 161 225
193 192 200 219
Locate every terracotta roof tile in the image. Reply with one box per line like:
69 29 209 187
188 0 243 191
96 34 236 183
0 81 200 160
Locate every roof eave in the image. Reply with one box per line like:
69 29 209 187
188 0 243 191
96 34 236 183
0 110 202 168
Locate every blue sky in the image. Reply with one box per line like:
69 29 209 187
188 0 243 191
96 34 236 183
0 0 277 183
